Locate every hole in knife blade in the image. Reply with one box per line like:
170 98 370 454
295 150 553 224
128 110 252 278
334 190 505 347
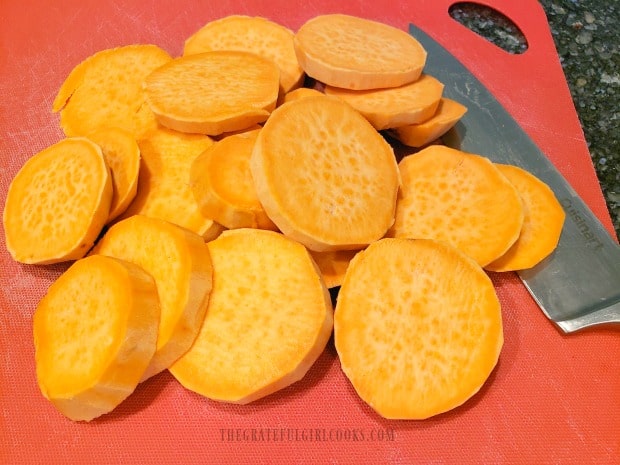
449 2 528 54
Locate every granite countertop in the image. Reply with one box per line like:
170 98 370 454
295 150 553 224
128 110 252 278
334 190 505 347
454 1 619 239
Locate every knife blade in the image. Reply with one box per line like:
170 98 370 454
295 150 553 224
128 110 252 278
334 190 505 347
408 23 620 333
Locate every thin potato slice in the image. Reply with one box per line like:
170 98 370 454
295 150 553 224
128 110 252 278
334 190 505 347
169 228 333 404
308 248 360 289
143 51 280 135
389 98 468 147
294 14 427 90
324 74 444 130
120 127 223 240
389 145 524 267
190 128 276 230
184 15 304 94
33 255 160 421
91 215 213 381
334 238 503 420
53 44 172 138
250 95 400 252
486 164 566 271
86 127 141 222
3 138 112 264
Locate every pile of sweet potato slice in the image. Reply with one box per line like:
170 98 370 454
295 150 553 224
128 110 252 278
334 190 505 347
3 13 565 422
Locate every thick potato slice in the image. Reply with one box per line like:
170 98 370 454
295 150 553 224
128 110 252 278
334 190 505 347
53 44 172 138
486 164 566 271
169 228 333 404
389 145 524 267
91 215 213 381
324 74 444 130
184 15 304 94
294 14 427 90
250 95 400 252
3 137 112 264
334 238 503 419
34 255 160 421
143 51 280 135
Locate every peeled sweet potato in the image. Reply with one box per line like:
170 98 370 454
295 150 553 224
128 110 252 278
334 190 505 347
34 255 160 421
3 137 112 264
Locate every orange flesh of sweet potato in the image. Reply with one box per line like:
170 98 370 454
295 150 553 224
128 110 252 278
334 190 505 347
86 127 141 222
294 14 427 90
169 228 333 404
3 137 112 264
33 254 160 421
143 51 280 135
281 87 324 104
53 44 172 138
250 95 400 252
183 15 304 95
390 97 468 147
323 74 444 130
486 164 566 272
119 127 223 240
190 128 276 230
334 238 503 420
389 145 524 267
308 248 360 289
91 215 213 381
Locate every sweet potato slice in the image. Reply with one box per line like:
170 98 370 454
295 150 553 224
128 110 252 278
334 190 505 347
334 238 503 420
308 248 360 289
119 127 223 239
250 95 400 252
3 138 112 264
91 215 213 381
486 164 566 271
143 51 280 135
33 255 160 421
388 145 524 267
324 74 444 130
281 87 324 104
169 228 333 404
389 97 468 147
53 44 172 138
86 127 141 222
190 128 276 230
294 14 427 90
183 15 304 94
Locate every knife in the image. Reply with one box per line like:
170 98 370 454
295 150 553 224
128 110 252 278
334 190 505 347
407 23 620 333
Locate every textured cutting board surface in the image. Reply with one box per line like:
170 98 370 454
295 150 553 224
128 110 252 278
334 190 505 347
0 1 618 464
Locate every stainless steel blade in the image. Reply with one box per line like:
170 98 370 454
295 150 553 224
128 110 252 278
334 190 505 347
408 23 620 333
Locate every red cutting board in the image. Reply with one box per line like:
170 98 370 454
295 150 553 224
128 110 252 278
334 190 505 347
1 1 618 464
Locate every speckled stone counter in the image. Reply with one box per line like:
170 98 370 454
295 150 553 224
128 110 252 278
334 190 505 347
454 1 619 238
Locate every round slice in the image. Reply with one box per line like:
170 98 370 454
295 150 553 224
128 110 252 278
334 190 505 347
120 126 223 240
486 164 566 272
34 255 160 421
91 215 213 381
169 228 333 404
3 137 112 264
53 44 172 138
389 97 468 147
281 87 324 104
190 128 276 230
86 127 141 222
183 15 304 94
389 145 524 267
294 14 427 90
334 238 503 420
324 74 444 130
143 51 280 135
250 95 400 252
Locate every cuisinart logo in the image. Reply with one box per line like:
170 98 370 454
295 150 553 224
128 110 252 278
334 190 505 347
561 198 604 251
